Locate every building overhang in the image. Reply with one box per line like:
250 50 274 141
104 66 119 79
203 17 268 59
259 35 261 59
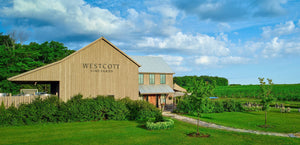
139 84 174 95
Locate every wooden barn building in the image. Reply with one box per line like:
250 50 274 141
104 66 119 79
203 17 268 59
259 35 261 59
8 37 185 108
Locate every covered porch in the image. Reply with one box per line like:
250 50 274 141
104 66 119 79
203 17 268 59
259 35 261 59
139 84 174 109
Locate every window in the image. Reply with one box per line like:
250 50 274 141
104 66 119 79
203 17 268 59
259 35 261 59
160 74 166 84
149 74 155 84
139 74 144 84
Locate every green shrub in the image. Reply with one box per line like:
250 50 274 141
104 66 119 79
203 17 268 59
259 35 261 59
94 96 129 120
175 96 244 114
213 101 224 113
202 99 215 113
121 97 162 122
174 95 195 114
18 96 60 124
0 95 165 126
0 94 131 126
60 95 129 122
146 118 174 130
2 105 23 126
222 99 244 112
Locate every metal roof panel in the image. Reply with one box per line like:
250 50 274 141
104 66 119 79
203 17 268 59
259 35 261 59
139 84 174 94
130 56 174 73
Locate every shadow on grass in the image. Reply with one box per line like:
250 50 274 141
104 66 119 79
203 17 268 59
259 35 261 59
135 120 148 130
186 132 210 138
201 116 213 120
257 124 275 128
242 111 262 116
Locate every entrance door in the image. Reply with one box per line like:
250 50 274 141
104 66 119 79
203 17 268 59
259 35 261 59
147 95 156 106
146 94 160 108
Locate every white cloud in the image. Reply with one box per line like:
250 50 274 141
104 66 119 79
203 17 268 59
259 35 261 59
137 32 230 56
148 4 179 21
220 56 250 64
262 37 283 58
244 36 300 58
172 66 192 72
149 54 192 72
218 23 231 31
284 41 300 54
265 37 300 56
262 21 297 38
1 0 179 41
1 0 131 40
195 56 219 65
240 20 300 58
147 4 180 36
149 54 191 73
195 55 249 66
153 55 183 66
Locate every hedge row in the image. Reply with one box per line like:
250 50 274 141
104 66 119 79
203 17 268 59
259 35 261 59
175 96 244 115
146 118 174 130
0 94 163 126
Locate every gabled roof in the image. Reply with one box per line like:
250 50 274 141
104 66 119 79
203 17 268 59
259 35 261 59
130 56 174 74
8 37 140 81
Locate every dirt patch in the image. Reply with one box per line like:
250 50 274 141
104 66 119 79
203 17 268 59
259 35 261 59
187 132 210 138
295 133 300 137
258 125 274 128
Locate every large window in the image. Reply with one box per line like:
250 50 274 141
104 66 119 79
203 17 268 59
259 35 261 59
139 74 144 84
149 74 155 84
160 74 166 84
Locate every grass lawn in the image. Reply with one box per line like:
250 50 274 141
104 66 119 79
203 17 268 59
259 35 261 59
185 110 300 133
0 119 299 145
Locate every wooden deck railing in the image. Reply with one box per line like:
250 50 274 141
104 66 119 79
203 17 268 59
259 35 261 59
0 95 49 108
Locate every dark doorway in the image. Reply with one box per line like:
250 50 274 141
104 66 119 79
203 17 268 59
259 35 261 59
50 81 59 96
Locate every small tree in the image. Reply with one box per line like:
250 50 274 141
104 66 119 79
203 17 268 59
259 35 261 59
258 77 274 127
189 79 215 135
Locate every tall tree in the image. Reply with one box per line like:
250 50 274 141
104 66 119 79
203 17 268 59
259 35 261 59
189 79 215 135
0 32 75 94
258 77 274 127
0 33 14 47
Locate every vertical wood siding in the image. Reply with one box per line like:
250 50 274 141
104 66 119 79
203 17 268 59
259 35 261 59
8 38 139 101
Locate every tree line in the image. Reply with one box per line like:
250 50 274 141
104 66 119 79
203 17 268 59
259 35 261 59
174 75 229 88
0 33 75 94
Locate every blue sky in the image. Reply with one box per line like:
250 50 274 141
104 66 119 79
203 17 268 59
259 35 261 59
1 0 300 84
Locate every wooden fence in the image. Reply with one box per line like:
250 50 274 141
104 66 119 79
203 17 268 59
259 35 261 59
0 95 49 108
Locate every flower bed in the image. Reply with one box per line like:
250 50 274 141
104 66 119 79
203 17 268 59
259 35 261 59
146 118 174 130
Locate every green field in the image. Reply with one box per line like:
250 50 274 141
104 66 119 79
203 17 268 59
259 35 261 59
0 119 299 145
185 110 300 133
214 84 300 101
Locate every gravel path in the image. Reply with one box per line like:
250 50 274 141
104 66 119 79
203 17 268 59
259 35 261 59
162 112 299 138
